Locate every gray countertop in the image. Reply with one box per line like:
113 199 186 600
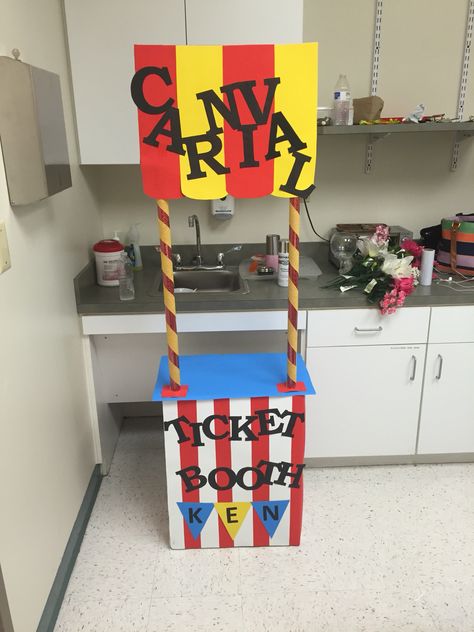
74 243 474 315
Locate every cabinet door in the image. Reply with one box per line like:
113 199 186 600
305 345 425 458
417 343 474 454
64 0 186 164
186 0 303 45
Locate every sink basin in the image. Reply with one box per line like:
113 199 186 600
150 267 245 294
174 269 242 292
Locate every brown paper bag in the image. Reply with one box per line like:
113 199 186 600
353 96 384 123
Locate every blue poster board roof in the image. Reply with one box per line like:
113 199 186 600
152 352 315 401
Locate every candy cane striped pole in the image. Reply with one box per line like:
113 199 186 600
287 197 300 388
156 199 181 390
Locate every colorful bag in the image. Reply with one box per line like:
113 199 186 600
436 214 474 276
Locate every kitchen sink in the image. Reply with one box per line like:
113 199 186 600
149 267 246 295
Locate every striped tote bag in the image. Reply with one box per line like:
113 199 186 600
436 214 474 276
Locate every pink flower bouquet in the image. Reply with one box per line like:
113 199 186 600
325 225 422 315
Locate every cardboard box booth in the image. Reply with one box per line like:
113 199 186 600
132 42 318 549
154 353 314 548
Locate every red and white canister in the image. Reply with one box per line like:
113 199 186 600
93 239 124 286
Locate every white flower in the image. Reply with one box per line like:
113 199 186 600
381 253 415 279
357 237 387 258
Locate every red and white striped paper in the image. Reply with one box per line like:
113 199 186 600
163 395 305 549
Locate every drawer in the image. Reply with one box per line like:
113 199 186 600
307 307 430 347
429 306 474 343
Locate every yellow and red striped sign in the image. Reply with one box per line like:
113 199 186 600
132 44 318 200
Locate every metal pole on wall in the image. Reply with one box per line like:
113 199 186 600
156 199 181 390
287 196 300 388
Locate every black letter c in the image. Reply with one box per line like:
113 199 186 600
131 66 173 114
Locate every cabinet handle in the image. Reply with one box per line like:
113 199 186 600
436 354 444 380
354 326 383 333
410 355 417 381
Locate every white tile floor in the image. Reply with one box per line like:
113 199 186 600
55 418 474 632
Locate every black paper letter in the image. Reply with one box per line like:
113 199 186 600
183 133 230 180
142 106 185 155
279 151 315 199
265 112 307 160
131 66 174 114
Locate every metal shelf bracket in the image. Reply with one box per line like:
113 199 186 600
365 132 390 174
365 0 384 174
450 128 474 171
451 0 474 171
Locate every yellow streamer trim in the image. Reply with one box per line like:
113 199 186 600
176 46 226 200
273 43 318 198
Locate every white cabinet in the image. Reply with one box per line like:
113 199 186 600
64 0 186 164
417 343 474 454
306 307 429 347
306 345 425 458
305 305 474 461
185 0 303 45
417 305 474 454
305 307 431 460
64 0 303 164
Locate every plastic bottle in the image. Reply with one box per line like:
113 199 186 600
333 74 352 126
126 223 143 271
278 239 289 287
118 252 135 301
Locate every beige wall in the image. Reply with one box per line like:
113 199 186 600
98 0 474 246
0 2 102 630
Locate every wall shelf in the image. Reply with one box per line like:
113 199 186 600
318 122 474 172
319 121 474 136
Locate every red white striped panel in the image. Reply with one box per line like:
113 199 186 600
163 395 305 549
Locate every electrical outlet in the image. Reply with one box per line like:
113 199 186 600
0 222 11 273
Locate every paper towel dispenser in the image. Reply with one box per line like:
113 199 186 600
0 53 71 206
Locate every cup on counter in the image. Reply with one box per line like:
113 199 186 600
265 234 280 272
420 248 435 286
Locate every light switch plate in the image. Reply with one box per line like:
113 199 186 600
0 221 11 273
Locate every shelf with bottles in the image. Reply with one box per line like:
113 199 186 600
318 121 474 136
318 121 474 172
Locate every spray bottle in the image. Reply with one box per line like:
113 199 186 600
126 223 143 271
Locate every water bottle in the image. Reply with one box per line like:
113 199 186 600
118 252 135 301
333 74 352 126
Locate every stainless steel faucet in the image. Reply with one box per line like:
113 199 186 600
188 214 202 266
216 245 243 266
